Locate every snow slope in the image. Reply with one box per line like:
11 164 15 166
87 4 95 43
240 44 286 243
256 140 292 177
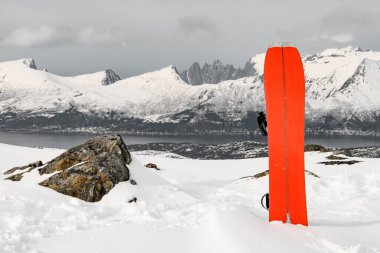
1 46 380 132
1 143 380 252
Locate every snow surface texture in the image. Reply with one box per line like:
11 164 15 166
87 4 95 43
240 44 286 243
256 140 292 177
1 142 380 252
1 46 380 132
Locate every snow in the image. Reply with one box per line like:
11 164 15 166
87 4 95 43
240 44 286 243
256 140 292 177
250 52 266 75
1 142 380 252
304 46 380 101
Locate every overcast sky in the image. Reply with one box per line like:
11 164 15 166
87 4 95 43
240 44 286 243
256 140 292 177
1 0 379 77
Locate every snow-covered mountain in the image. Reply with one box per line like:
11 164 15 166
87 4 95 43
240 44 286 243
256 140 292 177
0 46 379 134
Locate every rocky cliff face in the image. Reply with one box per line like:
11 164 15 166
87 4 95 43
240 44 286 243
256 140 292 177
102 69 121 85
180 59 255 85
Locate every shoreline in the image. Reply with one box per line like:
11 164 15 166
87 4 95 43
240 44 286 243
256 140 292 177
1 128 379 137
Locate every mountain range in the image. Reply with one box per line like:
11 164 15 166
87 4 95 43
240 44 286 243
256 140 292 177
0 46 379 135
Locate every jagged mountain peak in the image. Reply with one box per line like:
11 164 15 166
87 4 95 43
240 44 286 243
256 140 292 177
180 59 255 85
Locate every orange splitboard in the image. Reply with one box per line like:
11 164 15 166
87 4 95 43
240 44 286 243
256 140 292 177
263 44 308 226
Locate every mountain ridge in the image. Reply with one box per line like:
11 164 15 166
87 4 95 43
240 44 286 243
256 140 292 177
1 46 379 134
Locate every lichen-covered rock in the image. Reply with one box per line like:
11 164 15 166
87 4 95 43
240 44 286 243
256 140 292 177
39 135 131 202
304 144 329 152
4 160 43 175
5 173 24 181
4 160 43 182
145 163 159 170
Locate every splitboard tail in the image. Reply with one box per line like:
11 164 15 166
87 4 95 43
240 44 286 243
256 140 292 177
263 43 308 226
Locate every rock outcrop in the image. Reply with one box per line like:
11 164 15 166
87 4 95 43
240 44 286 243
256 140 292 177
145 163 159 170
4 160 43 175
38 135 131 202
304 144 329 152
22 58 37 70
4 160 43 181
102 69 121 85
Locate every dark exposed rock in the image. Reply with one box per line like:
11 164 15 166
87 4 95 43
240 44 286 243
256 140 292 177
337 146 380 158
128 197 137 203
326 155 348 160
239 170 269 179
181 63 203 85
102 69 121 85
4 160 43 175
304 144 330 152
145 163 159 170
4 166 39 181
22 58 37 70
130 142 380 160
180 59 255 85
305 170 320 178
129 141 268 160
38 135 131 202
5 173 24 181
237 169 320 180
318 160 361 165
130 179 137 185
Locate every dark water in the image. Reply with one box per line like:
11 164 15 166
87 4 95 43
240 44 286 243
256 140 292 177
0 131 379 149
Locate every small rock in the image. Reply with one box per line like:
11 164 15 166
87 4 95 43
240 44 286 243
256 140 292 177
238 169 320 180
318 160 361 165
4 160 43 175
304 144 329 152
237 170 269 180
128 197 137 203
145 163 160 170
253 170 269 179
305 170 320 178
130 179 137 185
326 155 348 160
5 173 24 181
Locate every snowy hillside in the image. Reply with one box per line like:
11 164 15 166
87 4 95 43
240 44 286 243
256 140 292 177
2 142 380 252
1 46 380 134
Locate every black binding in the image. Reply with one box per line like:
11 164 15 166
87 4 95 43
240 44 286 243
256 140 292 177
257 112 268 136
261 193 269 210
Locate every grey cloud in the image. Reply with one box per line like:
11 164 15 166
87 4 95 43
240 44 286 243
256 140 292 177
0 26 74 48
177 15 221 36
317 7 380 44
78 27 124 44
1 26 124 48
320 7 379 33
276 6 378 46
